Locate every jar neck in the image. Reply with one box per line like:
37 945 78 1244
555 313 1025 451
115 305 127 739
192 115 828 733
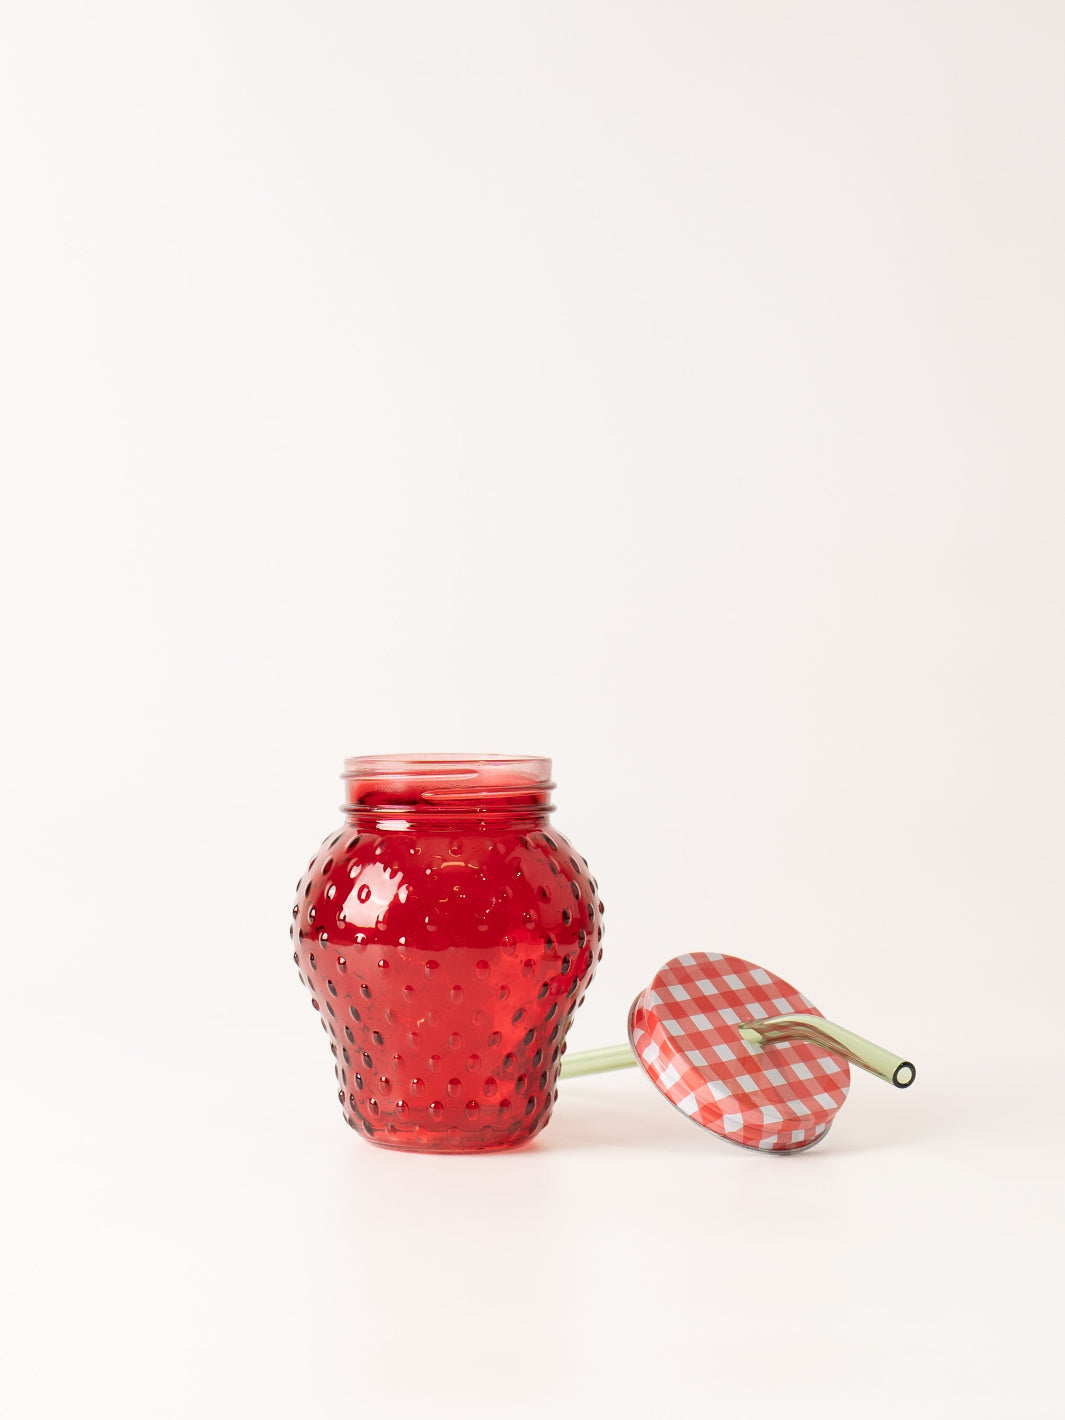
341 754 556 830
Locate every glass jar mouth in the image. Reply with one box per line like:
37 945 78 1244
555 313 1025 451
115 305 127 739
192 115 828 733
342 754 555 817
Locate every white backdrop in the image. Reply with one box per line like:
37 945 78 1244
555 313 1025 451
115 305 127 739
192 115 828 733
3 4 1062 1416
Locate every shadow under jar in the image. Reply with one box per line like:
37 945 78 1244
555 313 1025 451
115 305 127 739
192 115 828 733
291 755 604 1153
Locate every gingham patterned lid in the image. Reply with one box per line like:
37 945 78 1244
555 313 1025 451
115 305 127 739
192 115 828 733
627 951 851 1152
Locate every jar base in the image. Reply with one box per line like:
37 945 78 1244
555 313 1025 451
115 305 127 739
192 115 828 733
352 1115 549 1155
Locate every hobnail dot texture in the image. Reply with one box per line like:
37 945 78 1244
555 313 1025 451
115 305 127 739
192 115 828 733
291 826 603 1152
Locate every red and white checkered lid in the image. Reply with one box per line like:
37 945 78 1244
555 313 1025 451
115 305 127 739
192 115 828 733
627 951 851 1152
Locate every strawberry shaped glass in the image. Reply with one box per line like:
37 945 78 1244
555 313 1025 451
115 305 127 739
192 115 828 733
291 755 604 1152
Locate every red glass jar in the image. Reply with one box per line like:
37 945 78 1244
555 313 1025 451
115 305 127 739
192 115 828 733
291 755 604 1153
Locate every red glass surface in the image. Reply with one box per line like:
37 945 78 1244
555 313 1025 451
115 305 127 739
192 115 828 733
291 755 604 1152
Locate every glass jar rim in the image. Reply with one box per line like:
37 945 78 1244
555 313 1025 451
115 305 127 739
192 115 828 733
343 753 551 784
342 754 555 816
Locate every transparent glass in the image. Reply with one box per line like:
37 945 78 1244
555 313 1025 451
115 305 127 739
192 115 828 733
290 755 604 1152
